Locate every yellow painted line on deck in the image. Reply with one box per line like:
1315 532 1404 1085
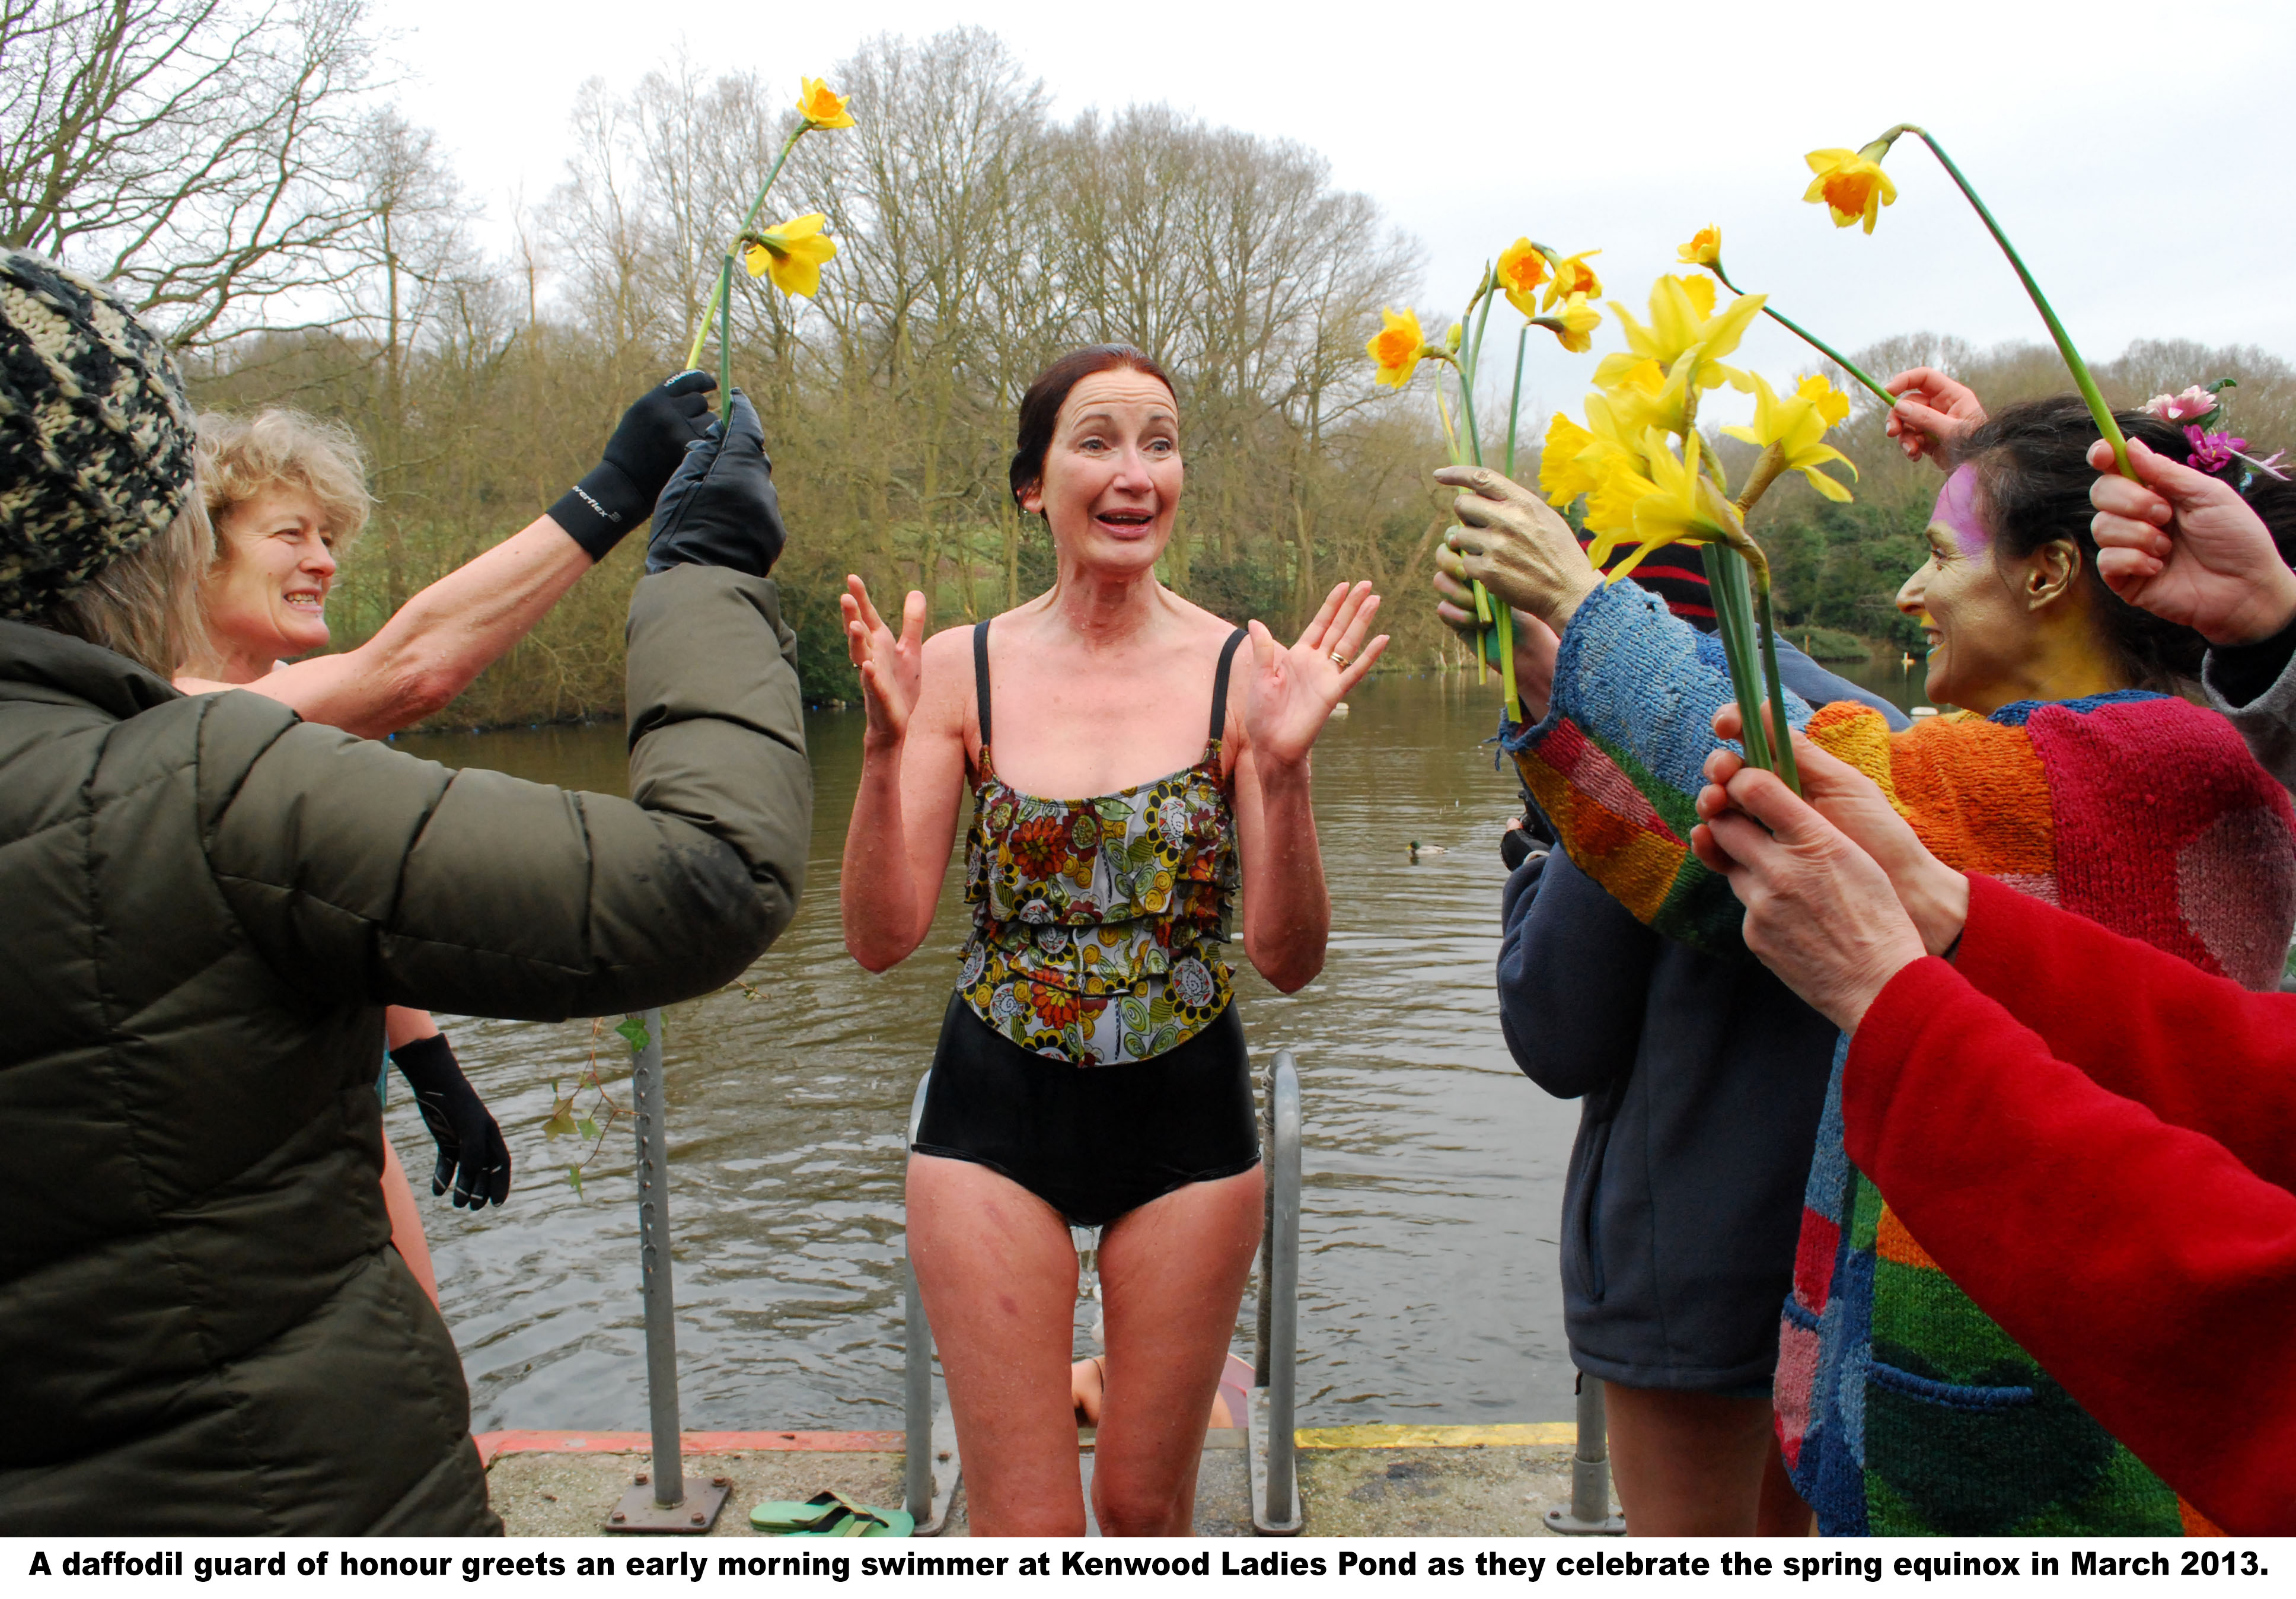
1294 1423 1577 1450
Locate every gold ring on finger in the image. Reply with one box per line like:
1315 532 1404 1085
1330 650 1350 668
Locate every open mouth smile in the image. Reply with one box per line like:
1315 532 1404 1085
1095 509 1156 536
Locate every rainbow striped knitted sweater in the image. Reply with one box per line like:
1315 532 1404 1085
1503 579 2296 1535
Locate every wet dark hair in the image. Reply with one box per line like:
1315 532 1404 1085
1955 395 2296 692
1008 344 1177 509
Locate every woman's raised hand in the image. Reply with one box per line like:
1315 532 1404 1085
841 575 926 746
1433 465 1600 628
2087 437 2296 648
1883 367 1986 467
1242 581 1389 769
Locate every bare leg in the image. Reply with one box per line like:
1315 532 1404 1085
1603 1384 1778 1536
379 1139 439 1307
1092 1166 1265 1536
1756 1431 1815 1536
907 1154 1087 1536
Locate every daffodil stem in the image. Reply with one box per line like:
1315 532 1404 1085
717 254 733 413
1904 127 2134 479
1707 546 1774 775
1754 584 1801 796
683 128 807 375
1446 353 1507 701
1504 324 1528 480
1711 263 1893 406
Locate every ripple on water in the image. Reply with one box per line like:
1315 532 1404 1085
392 674 1581 1431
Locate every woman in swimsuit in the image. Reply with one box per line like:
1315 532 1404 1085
840 344 1386 1535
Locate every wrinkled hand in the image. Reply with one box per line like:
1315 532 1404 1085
1883 367 1985 468
1688 753 1930 1032
1433 465 1600 628
841 576 924 747
1243 581 1389 768
1694 702 1968 956
1433 551 1559 719
2087 435 2296 646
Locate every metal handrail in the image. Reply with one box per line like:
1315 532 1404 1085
903 1073 935 1527
1543 1373 1625 1534
607 1008 727 1531
1250 1050 1303 1534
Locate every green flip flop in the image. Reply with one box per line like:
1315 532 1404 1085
749 1489 913 1537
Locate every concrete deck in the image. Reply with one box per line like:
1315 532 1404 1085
483 1426 1619 1538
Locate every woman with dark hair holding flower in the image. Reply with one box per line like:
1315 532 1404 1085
1437 393 2296 1534
839 344 1385 1536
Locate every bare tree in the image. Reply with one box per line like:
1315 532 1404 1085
1 0 384 345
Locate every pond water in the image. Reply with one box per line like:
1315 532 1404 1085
392 649 1930 1437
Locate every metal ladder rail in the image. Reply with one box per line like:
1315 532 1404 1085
1249 1049 1303 1534
606 1007 729 1532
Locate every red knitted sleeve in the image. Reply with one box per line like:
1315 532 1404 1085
1844 957 2296 1534
1954 872 2296 1188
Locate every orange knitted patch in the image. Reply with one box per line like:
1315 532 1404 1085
1886 714 2056 877
1874 1204 1941 1272
1807 702 1902 804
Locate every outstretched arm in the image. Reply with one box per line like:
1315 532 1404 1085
205 520 593 737
838 578 970 971
1232 582 1388 993
182 372 719 738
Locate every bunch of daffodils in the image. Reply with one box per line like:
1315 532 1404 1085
1538 272 1860 793
1369 238 1604 719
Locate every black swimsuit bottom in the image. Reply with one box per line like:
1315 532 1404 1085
913 993 1261 1228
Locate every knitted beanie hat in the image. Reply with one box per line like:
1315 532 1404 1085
0 250 195 620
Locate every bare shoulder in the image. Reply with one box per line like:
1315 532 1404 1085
1164 588 1250 644
909 622 981 741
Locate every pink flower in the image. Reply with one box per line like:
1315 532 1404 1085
2186 426 2246 473
2144 386 2221 423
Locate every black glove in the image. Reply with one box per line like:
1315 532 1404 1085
550 370 720 559
646 389 787 578
1499 821 1538 873
390 1032 512 1210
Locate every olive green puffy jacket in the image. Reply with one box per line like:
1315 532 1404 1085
0 566 811 1534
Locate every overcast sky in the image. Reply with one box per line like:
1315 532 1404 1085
382 0 2295 422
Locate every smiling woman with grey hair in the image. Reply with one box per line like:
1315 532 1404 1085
0 249 812 1534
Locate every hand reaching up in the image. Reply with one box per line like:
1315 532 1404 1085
841 576 925 746
1883 367 1985 467
1242 581 1389 768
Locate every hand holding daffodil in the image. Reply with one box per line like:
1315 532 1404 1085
1430 563 1560 721
1434 465 1601 630
1242 582 1389 769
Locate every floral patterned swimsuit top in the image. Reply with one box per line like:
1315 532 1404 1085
959 620 1248 1067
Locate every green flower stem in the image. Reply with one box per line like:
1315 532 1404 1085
1753 584 1801 795
1711 262 1892 406
1504 324 1529 480
1902 126 2134 479
683 127 806 375
1707 546 1774 775
717 254 734 412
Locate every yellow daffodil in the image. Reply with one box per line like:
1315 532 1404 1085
1803 147 1898 233
1535 293 1602 353
798 77 856 130
1542 250 1602 311
1721 373 1859 502
1599 273 1765 397
1368 305 1428 389
1497 238 1554 317
1586 433 1737 582
1677 225 1721 268
1590 355 1692 443
743 213 838 297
